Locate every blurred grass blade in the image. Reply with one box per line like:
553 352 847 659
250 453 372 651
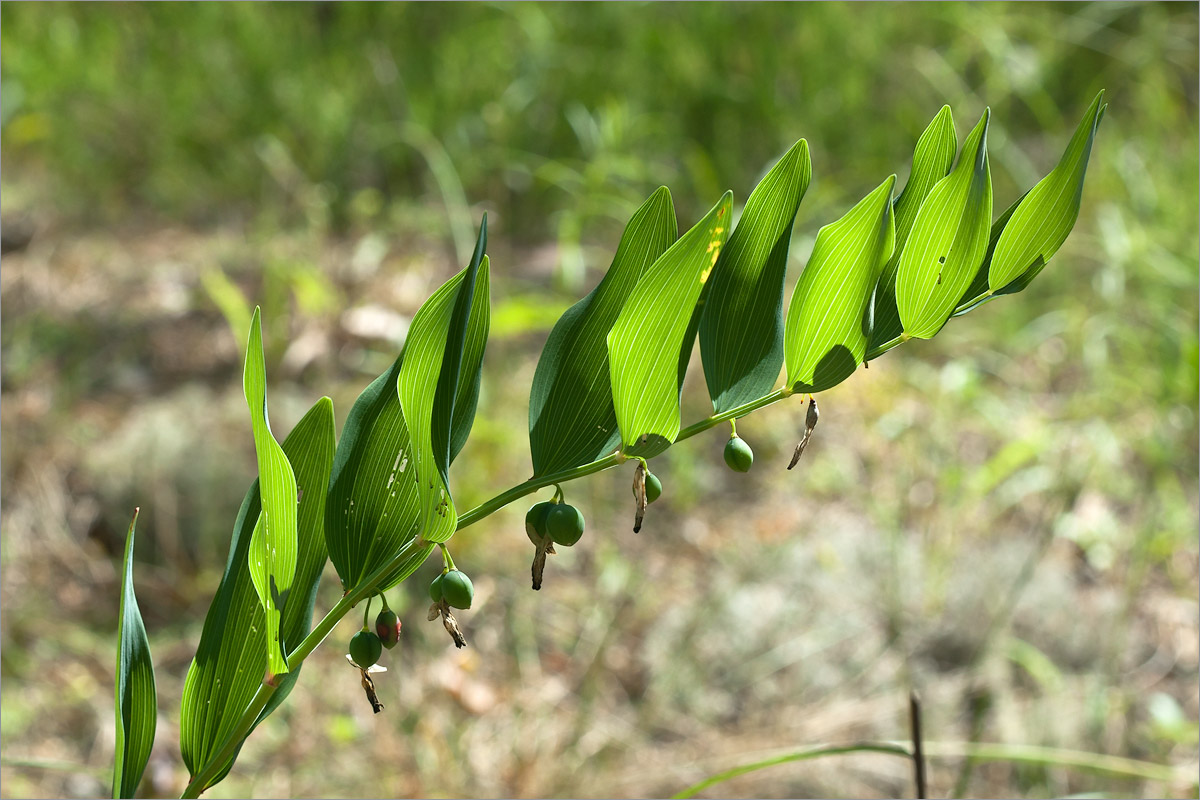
870 105 957 350
785 175 896 392
113 508 156 800
242 307 298 679
896 109 993 339
700 140 811 412
528 187 677 476
988 91 1107 291
608 192 732 458
397 221 489 543
180 397 336 787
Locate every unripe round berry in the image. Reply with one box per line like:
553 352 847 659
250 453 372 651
547 503 585 547
375 608 401 649
645 471 662 504
349 628 382 668
526 501 555 545
429 572 445 603
441 569 474 610
724 435 754 472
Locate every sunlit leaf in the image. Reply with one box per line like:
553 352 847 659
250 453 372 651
785 175 896 392
608 192 732 458
242 307 298 678
529 187 677 476
869 105 957 350
180 397 335 786
895 109 992 340
113 508 156 800
397 224 490 544
700 140 811 412
988 90 1107 291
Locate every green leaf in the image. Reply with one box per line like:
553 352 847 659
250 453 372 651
700 140 811 412
869 105 957 350
988 91 1107 291
397 225 490 544
608 191 733 458
896 109 993 340
113 508 156 800
952 191 1029 317
528 187 677 476
785 175 896 392
242 307 298 679
180 397 335 785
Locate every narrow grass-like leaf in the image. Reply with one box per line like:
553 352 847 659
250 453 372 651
870 106 957 350
896 109 993 339
180 397 335 786
785 175 896 392
397 236 490 544
242 307 298 679
113 508 156 800
529 187 677 476
988 91 1107 291
700 140 811 412
609 192 732 458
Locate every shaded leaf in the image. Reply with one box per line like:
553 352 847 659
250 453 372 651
608 192 732 458
324 355 422 592
896 109 993 340
988 91 1107 291
700 140 811 412
113 508 156 800
242 307 298 678
869 105 957 350
785 175 896 393
529 187 677 475
397 229 490 544
180 398 336 785
952 191 1028 317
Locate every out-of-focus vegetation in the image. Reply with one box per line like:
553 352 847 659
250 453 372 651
1 3 1197 799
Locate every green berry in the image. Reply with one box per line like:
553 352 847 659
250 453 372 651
526 501 555 545
547 503 585 547
375 608 401 649
724 435 754 472
429 572 445 603
441 569 474 610
349 628 383 668
645 471 662 503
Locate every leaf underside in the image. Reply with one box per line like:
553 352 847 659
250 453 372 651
242 307 298 678
896 109 993 340
180 398 335 786
785 175 896 393
700 139 812 413
608 191 733 458
529 187 677 476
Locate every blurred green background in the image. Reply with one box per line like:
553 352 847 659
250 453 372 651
1 2 1197 798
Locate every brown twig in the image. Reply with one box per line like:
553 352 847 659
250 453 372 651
910 690 927 800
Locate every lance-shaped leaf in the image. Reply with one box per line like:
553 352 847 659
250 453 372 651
700 140 811 412
113 508 156 800
397 228 490 544
242 307 298 679
785 175 896 393
896 109 993 340
529 188 677 476
988 90 1107 291
952 191 1028 317
608 192 732 458
870 105 957 350
180 397 335 787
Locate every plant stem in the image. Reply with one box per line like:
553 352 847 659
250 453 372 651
180 682 276 799
676 388 790 443
455 451 623 530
